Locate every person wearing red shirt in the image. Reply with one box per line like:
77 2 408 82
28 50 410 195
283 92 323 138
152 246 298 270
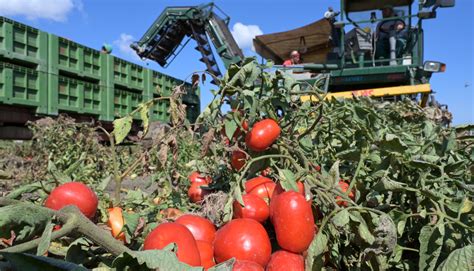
283 50 301 66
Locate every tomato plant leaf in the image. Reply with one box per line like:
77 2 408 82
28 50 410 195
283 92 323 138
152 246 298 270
328 160 340 187
332 209 350 229
277 168 298 192
36 221 54 256
139 103 150 137
380 134 408 153
112 116 133 145
458 198 472 215
47 159 72 184
224 119 238 143
112 250 201 271
123 211 141 242
64 238 93 264
358 222 375 245
208 258 235 271
305 232 328 270
6 182 43 199
419 223 445 271
436 245 474 271
0 204 50 243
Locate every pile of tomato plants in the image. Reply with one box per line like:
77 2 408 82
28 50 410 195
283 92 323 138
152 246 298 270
0 58 472 270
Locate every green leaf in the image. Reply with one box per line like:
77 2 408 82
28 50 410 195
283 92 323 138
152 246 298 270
0 252 87 271
233 183 244 206
224 119 238 142
419 223 445 271
48 160 72 183
123 211 141 242
112 250 201 271
305 232 328 270
97 175 112 192
139 103 150 136
36 221 54 256
65 238 93 265
380 133 408 153
436 245 474 271
328 160 340 187
372 177 407 192
458 198 473 215
6 182 43 199
208 258 235 271
358 222 375 245
277 168 298 192
113 116 133 144
337 148 361 161
0 204 51 242
332 209 350 228
397 219 407 236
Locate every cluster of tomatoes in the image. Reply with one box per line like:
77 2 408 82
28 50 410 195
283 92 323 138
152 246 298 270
41 117 355 270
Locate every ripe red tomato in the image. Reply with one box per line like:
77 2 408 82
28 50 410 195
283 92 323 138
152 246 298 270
189 171 211 185
214 218 271 267
196 240 215 269
188 183 211 203
245 119 281 152
231 150 246 171
245 176 276 200
143 222 201 266
270 181 305 220
233 194 270 223
266 250 305 271
271 191 316 253
175 214 216 244
107 207 125 242
44 182 98 219
232 260 264 271
335 181 355 207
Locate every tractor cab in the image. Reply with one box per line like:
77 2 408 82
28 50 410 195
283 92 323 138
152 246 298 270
253 0 455 105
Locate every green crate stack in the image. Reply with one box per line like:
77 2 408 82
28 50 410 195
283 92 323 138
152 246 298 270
47 74 105 116
113 87 144 119
48 35 104 81
0 17 47 71
112 58 146 90
0 16 199 124
0 61 47 113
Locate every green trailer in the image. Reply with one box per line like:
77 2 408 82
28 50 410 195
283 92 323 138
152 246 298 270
0 16 200 139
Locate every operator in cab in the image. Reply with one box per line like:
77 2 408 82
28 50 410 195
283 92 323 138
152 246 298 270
375 5 407 60
283 50 302 66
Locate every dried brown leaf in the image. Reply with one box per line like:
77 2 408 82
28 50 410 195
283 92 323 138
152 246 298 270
201 128 216 157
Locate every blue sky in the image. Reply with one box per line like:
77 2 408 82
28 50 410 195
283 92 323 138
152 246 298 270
1 0 472 124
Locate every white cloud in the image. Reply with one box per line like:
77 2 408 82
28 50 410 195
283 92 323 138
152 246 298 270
0 0 82 22
231 22 263 52
113 33 141 61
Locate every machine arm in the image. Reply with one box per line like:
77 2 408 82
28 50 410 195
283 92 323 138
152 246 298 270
131 3 244 83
